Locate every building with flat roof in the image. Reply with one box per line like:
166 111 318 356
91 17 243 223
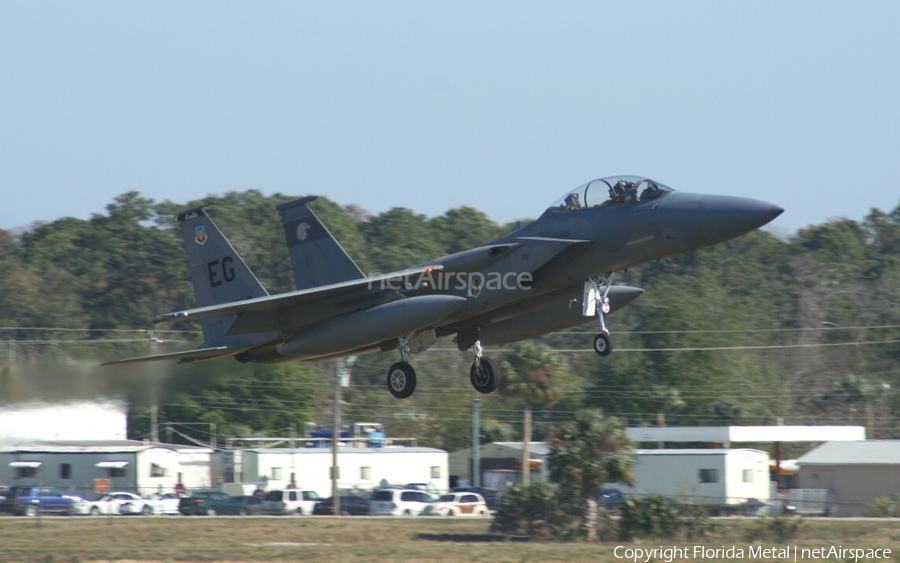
797 440 900 516
214 446 448 497
626 426 866 445
449 442 550 490
0 440 212 498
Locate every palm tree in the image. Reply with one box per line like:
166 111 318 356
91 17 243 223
548 409 635 541
500 342 564 485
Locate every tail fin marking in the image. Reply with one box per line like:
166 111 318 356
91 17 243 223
276 196 365 291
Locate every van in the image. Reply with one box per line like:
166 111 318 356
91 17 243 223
369 488 433 516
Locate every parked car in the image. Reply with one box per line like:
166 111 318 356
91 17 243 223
148 492 182 515
232 495 266 516
422 492 490 517
451 486 502 511
80 492 155 516
263 489 323 516
369 488 434 516
0 486 77 516
405 482 441 496
600 488 625 514
179 490 239 516
312 494 371 516
65 495 92 515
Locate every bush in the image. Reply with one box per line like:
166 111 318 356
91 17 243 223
744 515 803 542
618 494 681 541
866 495 900 517
491 482 558 537
678 504 715 541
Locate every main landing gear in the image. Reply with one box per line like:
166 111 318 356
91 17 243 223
469 340 499 394
385 336 500 398
587 274 614 357
386 335 417 399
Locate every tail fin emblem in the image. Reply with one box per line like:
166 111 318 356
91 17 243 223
194 225 208 245
297 222 311 241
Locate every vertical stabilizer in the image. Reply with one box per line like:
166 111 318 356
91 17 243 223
276 196 365 291
176 206 269 345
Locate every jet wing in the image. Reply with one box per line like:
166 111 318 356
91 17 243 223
152 265 443 326
101 345 255 366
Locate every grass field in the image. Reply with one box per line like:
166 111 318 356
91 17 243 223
0 515 899 563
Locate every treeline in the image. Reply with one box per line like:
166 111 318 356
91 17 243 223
1 190 899 452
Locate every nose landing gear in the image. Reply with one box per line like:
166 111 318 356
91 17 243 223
586 274 614 357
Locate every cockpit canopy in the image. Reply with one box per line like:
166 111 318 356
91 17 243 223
549 175 674 212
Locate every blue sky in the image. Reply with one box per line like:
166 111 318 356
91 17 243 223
2 1 898 235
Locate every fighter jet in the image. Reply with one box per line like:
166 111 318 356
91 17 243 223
104 176 782 399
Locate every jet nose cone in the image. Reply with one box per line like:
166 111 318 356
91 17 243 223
691 195 783 248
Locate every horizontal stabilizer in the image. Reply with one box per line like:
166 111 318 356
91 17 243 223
101 345 253 366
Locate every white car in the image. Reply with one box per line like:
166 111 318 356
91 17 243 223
83 492 155 516
422 492 490 517
369 488 434 516
147 492 181 515
262 489 323 516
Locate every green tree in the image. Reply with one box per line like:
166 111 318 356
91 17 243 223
429 207 504 254
129 362 320 441
548 409 635 540
362 208 445 272
500 341 565 484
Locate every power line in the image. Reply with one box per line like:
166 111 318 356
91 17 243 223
562 324 900 335
0 326 200 334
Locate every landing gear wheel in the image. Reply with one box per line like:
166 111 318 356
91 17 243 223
593 333 612 357
387 362 417 399
470 357 500 394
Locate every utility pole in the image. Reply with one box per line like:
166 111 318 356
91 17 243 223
522 404 532 485
332 359 343 516
289 423 297 487
150 404 159 443
472 398 481 487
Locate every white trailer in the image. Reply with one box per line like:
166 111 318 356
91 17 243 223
610 449 770 509
229 446 448 497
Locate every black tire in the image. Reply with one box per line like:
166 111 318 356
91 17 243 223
142 505 152 516
387 362 417 399
90 506 100 516
593 333 612 357
470 357 499 394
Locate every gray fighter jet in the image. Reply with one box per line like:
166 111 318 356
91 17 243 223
104 176 782 399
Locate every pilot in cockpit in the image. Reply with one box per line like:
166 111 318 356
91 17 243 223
563 192 582 210
611 180 638 203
